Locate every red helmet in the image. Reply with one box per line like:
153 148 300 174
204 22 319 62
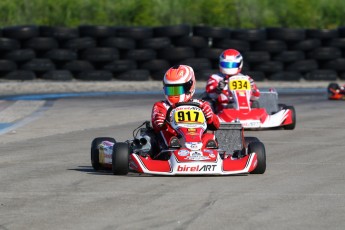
163 65 196 105
219 49 243 75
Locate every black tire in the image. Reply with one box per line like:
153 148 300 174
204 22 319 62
338 26 345 38
244 137 260 147
242 51 270 63
158 47 195 61
269 71 302 81
307 47 342 60
0 38 20 50
39 26 79 40
178 58 212 71
124 49 157 61
116 70 150 81
81 47 120 62
322 58 345 71
195 69 218 81
304 70 337 81
248 142 266 174
63 60 95 73
44 49 78 62
79 25 115 38
116 26 153 40
266 28 306 41
289 39 321 51
41 70 73 81
231 29 267 41
2 25 39 40
193 25 230 39
252 40 287 53
213 39 250 52
24 37 59 51
91 137 116 171
283 105 296 130
272 51 305 63
77 70 113 81
326 38 345 48
139 59 170 72
5 49 36 62
153 24 191 38
99 37 136 50
174 36 208 48
286 60 318 73
103 60 137 73
197 48 223 60
21 58 56 72
306 29 339 40
3 70 36 80
0 60 17 72
112 142 129 175
138 37 172 50
252 61 284 73
62 37 97 50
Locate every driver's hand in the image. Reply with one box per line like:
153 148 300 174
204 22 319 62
216 80 226 94
154 112 165 128
200 102 213 120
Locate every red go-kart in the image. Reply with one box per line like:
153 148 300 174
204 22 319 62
216 75 296 130
90 102 266 176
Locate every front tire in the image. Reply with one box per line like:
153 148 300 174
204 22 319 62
112 142 129 175
91 137 115 170
248 142 266 174
284 106 296 130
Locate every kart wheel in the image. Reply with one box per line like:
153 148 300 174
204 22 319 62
284 106 296 130
248 142 266 174
91 137 115 170
278 103 287 110
244 137 260 147
112 142 129 175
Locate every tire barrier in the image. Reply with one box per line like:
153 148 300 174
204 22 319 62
0 24 345 81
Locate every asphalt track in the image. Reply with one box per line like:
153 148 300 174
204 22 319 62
0 90 345 230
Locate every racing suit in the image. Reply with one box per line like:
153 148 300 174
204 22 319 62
151 99 220 149
205 73 260 112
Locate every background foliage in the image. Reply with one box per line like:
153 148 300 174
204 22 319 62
0 0 344 28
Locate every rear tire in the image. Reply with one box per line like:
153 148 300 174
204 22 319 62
244 137 260 147
284 106 296 130
91 137 115 170
112 142 129 175
248 142 266 174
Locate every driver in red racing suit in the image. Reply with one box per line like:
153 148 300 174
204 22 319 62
205 49 260 113
151 65 220 151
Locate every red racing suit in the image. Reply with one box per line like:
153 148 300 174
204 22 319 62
151 99 220 148
205 73 260 112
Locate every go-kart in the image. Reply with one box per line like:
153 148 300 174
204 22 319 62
327 82 345 100
215 75 296 130
90 102 266 176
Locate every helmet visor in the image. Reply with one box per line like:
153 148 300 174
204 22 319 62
220 61 241 68
164 79 193 96
164 85 185 96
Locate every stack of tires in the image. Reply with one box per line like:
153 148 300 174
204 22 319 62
0 25 345 81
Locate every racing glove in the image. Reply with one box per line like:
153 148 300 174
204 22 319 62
216 80 226 94
154 112 166 128
200 102 213 120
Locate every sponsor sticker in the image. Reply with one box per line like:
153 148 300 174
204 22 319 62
178 149 190 156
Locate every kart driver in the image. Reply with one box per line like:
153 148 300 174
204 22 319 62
151 64 220 151
205 49 260 112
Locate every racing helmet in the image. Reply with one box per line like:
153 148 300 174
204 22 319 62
219 49 243 75
163 65 196 105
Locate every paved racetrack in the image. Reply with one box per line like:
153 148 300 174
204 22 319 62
1 91 345 230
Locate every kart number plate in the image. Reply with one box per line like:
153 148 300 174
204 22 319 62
229 79 251 90
174 109 205 124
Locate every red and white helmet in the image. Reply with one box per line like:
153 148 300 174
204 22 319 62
163 65 196 105
219 49 243 75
